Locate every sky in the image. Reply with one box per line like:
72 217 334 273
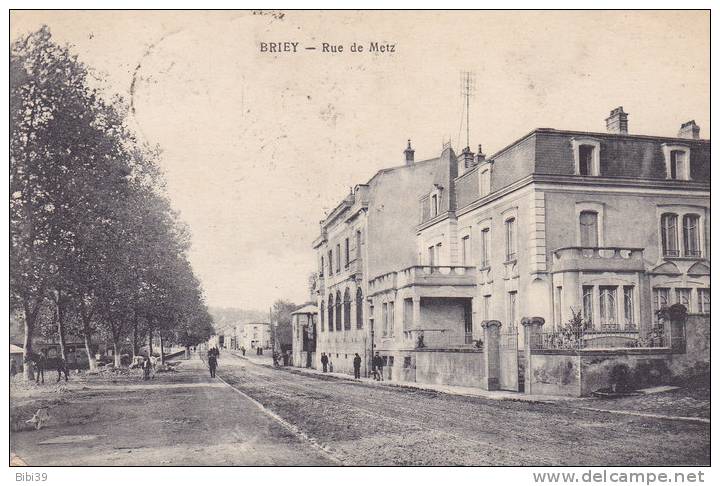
10 10 710 311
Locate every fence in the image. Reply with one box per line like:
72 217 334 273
530 329 667 350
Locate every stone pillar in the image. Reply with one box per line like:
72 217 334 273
481 320 502 391
412 297 421 332
522 317 545 395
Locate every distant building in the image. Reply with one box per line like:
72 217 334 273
237 322 271 352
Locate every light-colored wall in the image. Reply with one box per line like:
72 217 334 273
414 350 485 388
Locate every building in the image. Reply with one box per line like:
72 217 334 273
313 141 454 375
291 304 318 368
315 107 710 391
237 322 271 352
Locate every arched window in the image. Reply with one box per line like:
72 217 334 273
343 288 352 330
683 214 701 257
660 213 679 257
327 295 334 332
335 290 342 331
320 301 325 332
579 211 599 247
356 288 364 329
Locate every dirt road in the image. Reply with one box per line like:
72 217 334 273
216 353 710 466
10 358 333 466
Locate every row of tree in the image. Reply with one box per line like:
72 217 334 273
10 27 214 379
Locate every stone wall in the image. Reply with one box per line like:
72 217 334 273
414 349 485 388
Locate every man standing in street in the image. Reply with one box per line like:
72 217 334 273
372 352 384 381
353 353 362 379
208 352 218 378
320 352 328 372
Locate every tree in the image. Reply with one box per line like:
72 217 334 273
271 299 297 352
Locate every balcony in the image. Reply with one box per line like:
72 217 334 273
551 247 645 273
397 265 476 288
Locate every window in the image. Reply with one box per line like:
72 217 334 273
582 286 594 326
505 218 517 262
320 301 325 332
343 288 352 330
653 288 670 319
483 295 492 321
461 235 471 266
403 298 413 329
698 289 710 314
579 145 595 176
345 238 350 267
507 291 518 330
599 286 617 328
683 214 701 257
388 301 395 337
327 295 334 332
675 288 691 311
382 303 388 336
356 288 364 329
579 211 599 247
660 213 679 257
572 138 600 176
328 250 333 275
480 228 490 268
336 244 341 272
431 194 438 217
662 144 690 180
670 150 687 180
623 286 635 328
554 287 563 325
319 256 324 277
335 291 342 331
356 231 362 261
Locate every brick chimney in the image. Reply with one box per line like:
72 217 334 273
458 146 475 175
605 106 629 134
475 144 486 164
678 120 700 140
404 139 415 165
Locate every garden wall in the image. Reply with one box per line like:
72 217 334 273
414 348 485 388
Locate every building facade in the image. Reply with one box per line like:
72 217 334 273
315 108 710 388
291 304 318 368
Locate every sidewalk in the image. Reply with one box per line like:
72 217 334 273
228 350 573 403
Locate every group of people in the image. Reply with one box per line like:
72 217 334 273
11 349 70 384
272 349 292 367
207 346 220 378
319 351 384 381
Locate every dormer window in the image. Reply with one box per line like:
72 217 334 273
662 144 690 180
571 138 601 176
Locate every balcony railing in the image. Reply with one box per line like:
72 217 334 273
552 247 645 273
368 265 476 295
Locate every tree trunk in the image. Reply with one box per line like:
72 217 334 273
21 297 40 381
185 345 190 359
83 332 97 372
132 317 139 358
147 328 154 357
55 292 68 364
159 333 165 365
113 341 121 368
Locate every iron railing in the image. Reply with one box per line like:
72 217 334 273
531 328 667 350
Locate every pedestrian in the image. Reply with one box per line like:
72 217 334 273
35 349 47 385
372 352 384 381
142 356 152 381
56 356 69 382
241 346 246 356
208 352 218 378
272 351 280 367
353 353 362 379
328 359 334 373
320 352 328 372
10 359 17 379
282 350 289 366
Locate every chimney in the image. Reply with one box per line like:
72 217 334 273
678 120 700 140
605 106 629 134
404 139 415 165
458 146 475 175
475 144 486 164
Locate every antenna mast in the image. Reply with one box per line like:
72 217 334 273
461 71 475 150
